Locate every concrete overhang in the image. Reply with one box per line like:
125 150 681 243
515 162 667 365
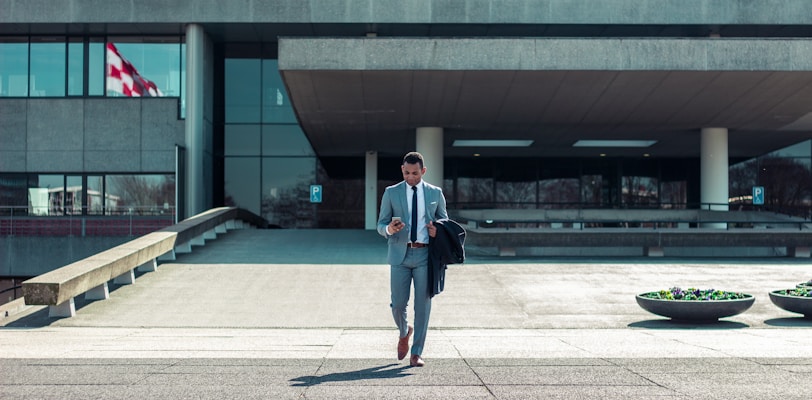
279 37 812 159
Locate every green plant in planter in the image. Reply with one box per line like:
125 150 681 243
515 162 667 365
775 287 812 297
641 287 749 301
769 286 812 318
636 287 755 321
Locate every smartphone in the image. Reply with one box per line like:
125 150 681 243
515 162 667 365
391 217 401 224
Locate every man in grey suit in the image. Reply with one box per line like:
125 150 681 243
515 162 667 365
377 151 448 367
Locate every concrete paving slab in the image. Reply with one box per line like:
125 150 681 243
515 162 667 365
2 229 812 399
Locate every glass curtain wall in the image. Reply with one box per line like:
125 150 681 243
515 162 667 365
0 36 185 115
0 173 174 217
222 43 319 228
729 140 812 218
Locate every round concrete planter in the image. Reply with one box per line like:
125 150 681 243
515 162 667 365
636 293 755 321
769 290 812 318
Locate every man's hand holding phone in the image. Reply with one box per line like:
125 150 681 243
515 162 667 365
389 216 403 234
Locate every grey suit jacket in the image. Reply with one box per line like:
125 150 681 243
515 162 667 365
377 180 448 266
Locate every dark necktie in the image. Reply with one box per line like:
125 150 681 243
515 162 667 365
411 185 418 243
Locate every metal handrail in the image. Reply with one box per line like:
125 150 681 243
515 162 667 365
464 219 810 231
0 205 176 237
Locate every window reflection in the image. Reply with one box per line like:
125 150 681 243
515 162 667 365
262 60 297 123
495 181 535 209
30 38 65 97
105 175 175 215
0 38 29 96
225 125 261 156
225 59 261 123
87 175 104 215
0 174 29 213
68 39 84 96
107 40 177 97
29 175 63 216
539 178 579 208
0 36 183 102
88 39 105 96
65 176 82 214
581 175 603 207
262 125 315 156
224 158 261 216
261 157 316 228
765 140 811 158
757 156 812 216
457 177 494 208
660 181 687 209
622 176 658 206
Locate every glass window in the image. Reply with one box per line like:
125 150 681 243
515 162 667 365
581 160 618 207
495 159 536 208
180 42 186 118
456 177 494 208
261 157 316 228
225 125 261 156
316 161 364 228
766 140 811 158
729 158 758 205
67 38 84 96
454 159 495 208
87 175 104 215
106 38 181 97
29 175 64 216
622 176 658 206
105 174 175 215
262 124 315 156
758 156 812 215
660 181 687 209
65 175 82 215
262 59 297 123
539 178 580 208
30 37 66 97
581 175 603 207
225 157 261 216
225 58 261 122
88 38 105 96
0 174 31 215
539 162 580 208
0 38 29 97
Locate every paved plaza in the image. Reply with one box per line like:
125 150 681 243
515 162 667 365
2 229 812 399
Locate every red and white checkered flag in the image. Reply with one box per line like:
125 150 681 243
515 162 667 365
106 43 163 97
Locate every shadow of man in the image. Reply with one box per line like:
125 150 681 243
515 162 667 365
290 363 411 387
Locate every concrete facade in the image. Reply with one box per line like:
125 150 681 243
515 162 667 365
3 0 812 24
0 98 184 173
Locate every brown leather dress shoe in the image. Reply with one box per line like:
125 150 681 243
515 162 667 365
397 326 413 360
410 354 425 367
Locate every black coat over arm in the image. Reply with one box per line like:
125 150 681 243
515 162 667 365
427 219 466 298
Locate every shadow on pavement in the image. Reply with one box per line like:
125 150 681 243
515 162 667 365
2 277 138 328
289 363 411 387
628 319 749 329
763 317 812 327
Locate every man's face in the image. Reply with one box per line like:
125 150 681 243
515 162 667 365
401 162 426 186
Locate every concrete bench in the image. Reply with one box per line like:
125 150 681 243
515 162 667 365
455 209 812 257
466 227 812 257
22 207 267 318
455 209 805 229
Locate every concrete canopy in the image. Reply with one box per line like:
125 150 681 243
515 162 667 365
279 37 812 159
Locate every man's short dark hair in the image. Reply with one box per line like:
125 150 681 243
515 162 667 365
403 152 424 169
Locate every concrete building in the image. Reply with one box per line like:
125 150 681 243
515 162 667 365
2 1 812 255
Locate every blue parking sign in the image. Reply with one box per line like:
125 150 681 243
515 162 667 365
310 185 322 203
752 186 764 205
